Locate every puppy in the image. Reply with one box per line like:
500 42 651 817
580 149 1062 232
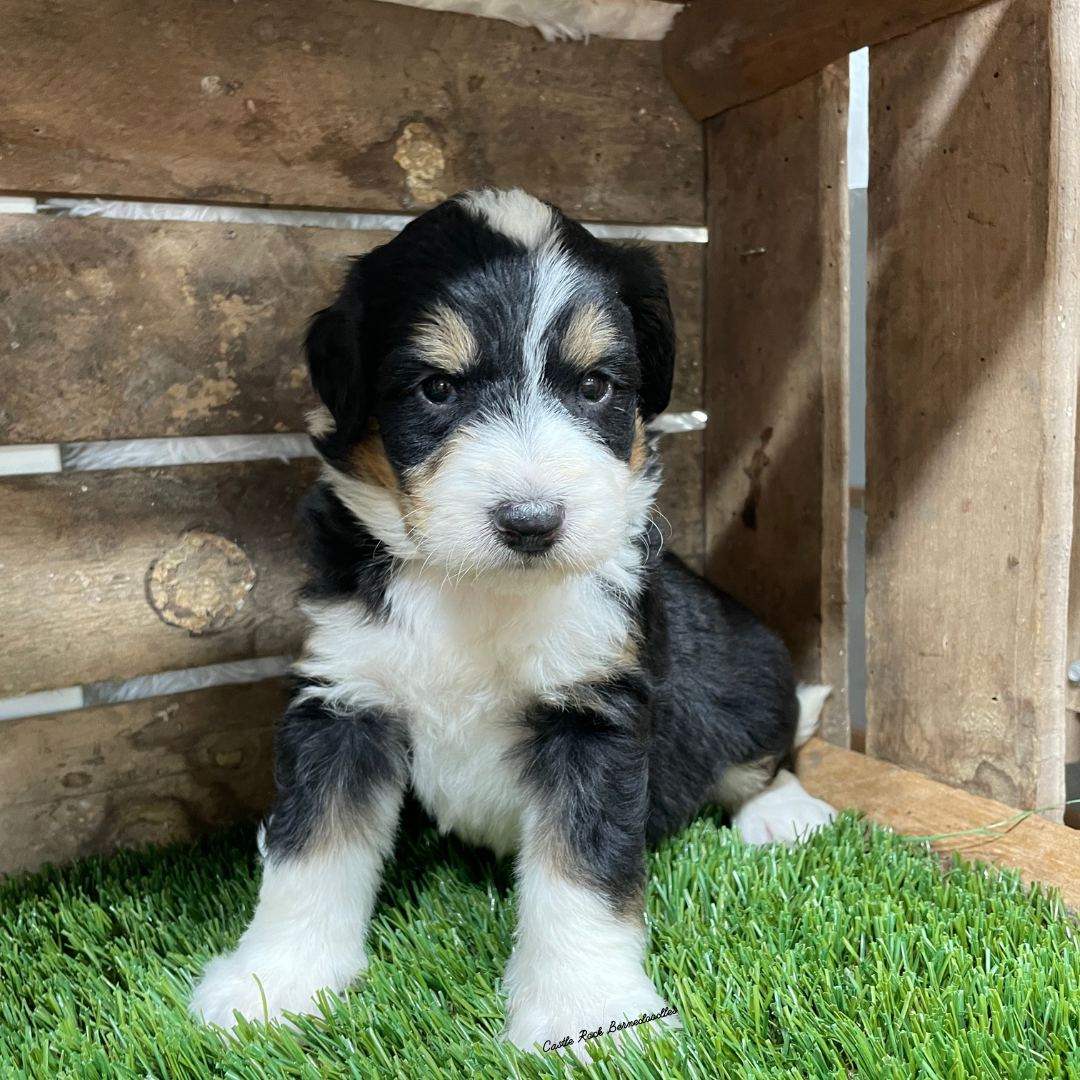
189 189 836 1054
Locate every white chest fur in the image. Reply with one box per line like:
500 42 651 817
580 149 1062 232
296 562 639 856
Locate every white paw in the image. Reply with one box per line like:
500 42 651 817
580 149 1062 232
733 769 836 846
189 941 364 1029
506 979 680 1059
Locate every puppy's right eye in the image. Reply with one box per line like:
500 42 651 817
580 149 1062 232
420 376 457 404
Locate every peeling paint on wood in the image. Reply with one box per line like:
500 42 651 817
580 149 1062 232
0 216 388 443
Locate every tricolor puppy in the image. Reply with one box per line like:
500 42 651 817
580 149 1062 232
189 189 836 1054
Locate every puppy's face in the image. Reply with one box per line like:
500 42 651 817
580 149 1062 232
307 190 674 582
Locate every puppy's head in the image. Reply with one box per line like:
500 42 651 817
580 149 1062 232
307 189 674 582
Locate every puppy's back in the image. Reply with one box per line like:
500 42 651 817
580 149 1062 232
644 553 800 841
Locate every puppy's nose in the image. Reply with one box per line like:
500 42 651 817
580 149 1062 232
492 501 565 552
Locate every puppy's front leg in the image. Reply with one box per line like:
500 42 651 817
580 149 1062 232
190 692 409 1028
505 679 677 1057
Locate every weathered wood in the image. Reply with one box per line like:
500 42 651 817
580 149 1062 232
657 240 705 573
0 435 704 701
865 0 1080 814
703 65 850 744
662 0 991 121
0 0 702 224
657 432 705 574
0 218 704 444
0 461 317 697
797 737 1080 909
0 216 381 442
0 681 284 876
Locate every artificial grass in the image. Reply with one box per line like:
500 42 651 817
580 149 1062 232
2 805 1079 1080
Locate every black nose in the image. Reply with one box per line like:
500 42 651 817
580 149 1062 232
492 501 565 552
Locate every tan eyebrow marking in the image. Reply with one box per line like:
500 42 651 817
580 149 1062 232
562 304 620 371
412 305 478 374
629 414 648 472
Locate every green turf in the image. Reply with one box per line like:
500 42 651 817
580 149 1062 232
2 805 1079 1080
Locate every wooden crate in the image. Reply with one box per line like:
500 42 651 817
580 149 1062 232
667 0 1080 862
4 0 1080 890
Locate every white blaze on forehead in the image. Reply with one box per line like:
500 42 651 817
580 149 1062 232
523 246 585 383
458 188 557 250
459 188 587 385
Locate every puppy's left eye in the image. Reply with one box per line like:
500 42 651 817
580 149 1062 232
420 375 457 404
578 372 612 404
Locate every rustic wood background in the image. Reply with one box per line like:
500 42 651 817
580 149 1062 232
0 0 706 875
703 63 850 747
864 0 1078 816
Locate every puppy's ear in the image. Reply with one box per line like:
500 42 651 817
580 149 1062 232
616 247 675 420
305 262 369 451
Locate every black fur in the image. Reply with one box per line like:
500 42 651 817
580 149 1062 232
298 482 394 609
304 198 673 472
515 671 652 913
265 682 410 860
647 554 799 843
270 193 803 913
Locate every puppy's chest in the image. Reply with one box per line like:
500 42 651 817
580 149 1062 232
309 576 635 855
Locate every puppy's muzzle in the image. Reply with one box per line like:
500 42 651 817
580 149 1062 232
492 501 565 553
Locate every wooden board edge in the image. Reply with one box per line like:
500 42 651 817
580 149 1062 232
662 0 991 121
817 61 851 748
796 736 1080 910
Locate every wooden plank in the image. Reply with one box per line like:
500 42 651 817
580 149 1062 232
657 241 705 573
657 432 705 574
0 446 704 699
703 64 850 744
797 737 1080 909
0 461 317 697
864 0 1080 814
0 681 284 876
662 0 991 121
0 219 704 444
0 0 702 225
0 216 381 442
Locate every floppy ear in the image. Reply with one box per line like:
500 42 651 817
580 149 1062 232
616 247 675 420
305 261 370 454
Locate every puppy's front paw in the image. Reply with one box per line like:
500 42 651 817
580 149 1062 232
189 941 364 1029
506 980 679 1059
734 768 836 846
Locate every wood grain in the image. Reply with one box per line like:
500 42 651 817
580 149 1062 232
663 0 991 121
0 215 381 442
0 430 704 701
0 218 704 444
0 681 284 876
797 737 1080 910
657 240 705 573
0 0 702 224
657 432 705 574
865 0 1079 814
703 65 850 744
0 461 317 697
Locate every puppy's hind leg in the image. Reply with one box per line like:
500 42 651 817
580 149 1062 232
189 692 409 1029
714 685 837 847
